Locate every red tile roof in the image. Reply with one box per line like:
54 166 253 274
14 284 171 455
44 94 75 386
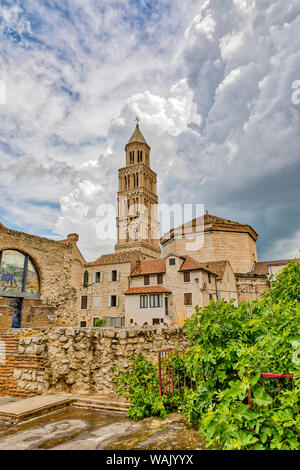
179 256 218 276
125 286 171 295
131 259 166 275
201 260 228 279
85 250 142 267
130 255 218 276
253 259 300 275
160 212 258 244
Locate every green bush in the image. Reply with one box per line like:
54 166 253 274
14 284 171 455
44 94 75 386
114 354 180 419
180 260 300 449
115 260 300 449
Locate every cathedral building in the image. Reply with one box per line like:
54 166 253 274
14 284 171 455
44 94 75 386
0 122 298 329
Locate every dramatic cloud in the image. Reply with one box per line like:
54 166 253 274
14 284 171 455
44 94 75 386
0 0 299 261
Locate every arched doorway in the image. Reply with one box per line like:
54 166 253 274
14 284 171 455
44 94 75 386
0 250 40 328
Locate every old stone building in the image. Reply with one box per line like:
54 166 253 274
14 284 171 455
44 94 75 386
0 224 85 329
160 211 258 274
124 254 219 327
79 250 143 327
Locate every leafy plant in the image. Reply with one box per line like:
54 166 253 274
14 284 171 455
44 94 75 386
114 354 180 419
115 260 300 449
94 318 105 327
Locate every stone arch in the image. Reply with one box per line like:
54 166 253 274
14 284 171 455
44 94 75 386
0 247 41 296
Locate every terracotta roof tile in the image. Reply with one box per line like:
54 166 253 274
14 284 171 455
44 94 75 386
201 261 228 279
131 259 166 275
125 286 171 295
179 256 218 276
161 212 258 243
253 258 300 275
86 250 142 267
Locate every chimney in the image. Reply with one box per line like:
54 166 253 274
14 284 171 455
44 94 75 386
67 233 79 243
136 259 141 272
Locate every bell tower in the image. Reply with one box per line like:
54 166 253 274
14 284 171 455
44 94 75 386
115 119 161 259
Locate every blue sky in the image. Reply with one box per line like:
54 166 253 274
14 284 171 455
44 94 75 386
0 0 300 261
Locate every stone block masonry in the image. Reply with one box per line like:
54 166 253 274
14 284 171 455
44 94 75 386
0 327 188 397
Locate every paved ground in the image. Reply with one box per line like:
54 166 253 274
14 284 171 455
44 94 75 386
0 408 205 450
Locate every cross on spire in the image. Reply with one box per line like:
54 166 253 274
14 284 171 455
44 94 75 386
135 116 140 126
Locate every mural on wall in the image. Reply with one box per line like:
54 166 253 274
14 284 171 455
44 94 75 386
0 250 39 296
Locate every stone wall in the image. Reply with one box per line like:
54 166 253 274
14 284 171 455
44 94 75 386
0 223 83 327
0 326 188 397
235 273 269 302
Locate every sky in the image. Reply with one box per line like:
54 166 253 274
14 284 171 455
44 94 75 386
0 0 299 262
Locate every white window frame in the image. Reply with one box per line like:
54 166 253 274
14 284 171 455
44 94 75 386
110 270 119 282
94 295 101 309
140 295 148 308
108 295 119 307
93 271 103 283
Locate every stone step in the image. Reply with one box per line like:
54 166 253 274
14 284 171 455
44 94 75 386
0 393 73 424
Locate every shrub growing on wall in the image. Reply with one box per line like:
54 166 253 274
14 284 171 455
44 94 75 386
116 260 300 449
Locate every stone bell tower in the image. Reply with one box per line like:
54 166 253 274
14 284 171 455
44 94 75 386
115 119 161 259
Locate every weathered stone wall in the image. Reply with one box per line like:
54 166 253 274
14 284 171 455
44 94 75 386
162 228 258 274
0 326 188 397
0 223 83 327
235 273 269 302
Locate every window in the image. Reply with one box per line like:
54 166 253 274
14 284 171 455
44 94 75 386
140 295 148 308
144 275 150 285
209 293 213 301
108 316 124 327
83 270 89 286
0 250 40 298
208 272 211 283
157 274 163 284
110 270 118 282
169 258 176 265
184 293 192 306
183 271 190 283
227 273 230 282
217 290 220 299
130 319 133 324
109 295 118 307
95 272 102 283
80 321 87 327
93 317 99 327
94 295 101 309
150 294 163 308
81 295 88 309
152 318 160 325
